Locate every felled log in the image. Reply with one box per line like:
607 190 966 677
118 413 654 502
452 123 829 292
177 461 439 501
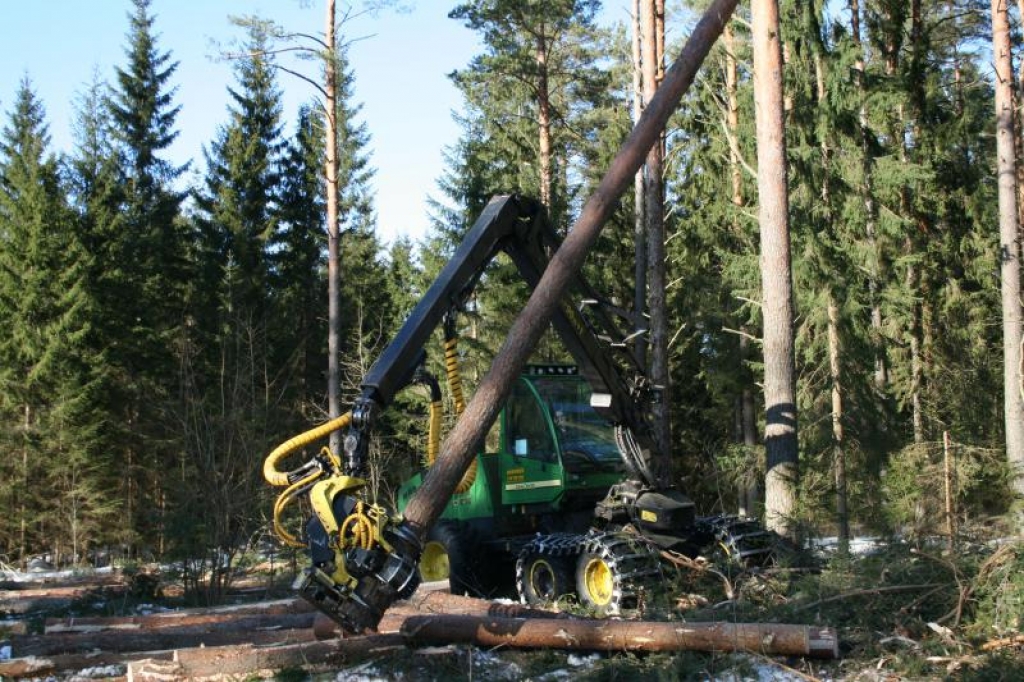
8 614 315 656
0 649 175 679
398 590 569 619
980 634 1024 651
163 634 407 679
400 614 840 659
43 598 312 633
313 590 569 639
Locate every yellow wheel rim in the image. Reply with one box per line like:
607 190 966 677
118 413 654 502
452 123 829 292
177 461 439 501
529 559 556 599
583 557 613 606
420 540 449 582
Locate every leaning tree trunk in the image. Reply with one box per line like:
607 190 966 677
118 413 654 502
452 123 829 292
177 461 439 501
992 0 1024 497
401 0 741 538
325 0 342 457
751 0 799 541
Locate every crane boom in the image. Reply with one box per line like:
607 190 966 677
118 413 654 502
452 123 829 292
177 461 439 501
344 194 666 489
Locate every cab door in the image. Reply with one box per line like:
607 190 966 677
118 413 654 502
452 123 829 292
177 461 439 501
500 377 565 506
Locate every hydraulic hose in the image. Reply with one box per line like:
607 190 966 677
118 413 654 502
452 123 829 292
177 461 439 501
419 373 443 470
263 412 353 487
442 332 477 494
272 471 321 547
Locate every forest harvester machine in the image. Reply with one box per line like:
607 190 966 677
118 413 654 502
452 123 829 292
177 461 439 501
261 195 783 635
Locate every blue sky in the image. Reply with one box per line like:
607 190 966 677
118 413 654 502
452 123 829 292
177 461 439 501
0 1 631 245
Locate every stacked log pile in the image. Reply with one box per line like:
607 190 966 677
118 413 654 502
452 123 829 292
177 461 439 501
0 583 838 680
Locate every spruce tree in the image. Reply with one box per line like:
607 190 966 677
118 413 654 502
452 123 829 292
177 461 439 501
104 0 187 553
0 80 104 562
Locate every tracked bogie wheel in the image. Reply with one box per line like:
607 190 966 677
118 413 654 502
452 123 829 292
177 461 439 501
574 532 661 616
420 521 486 597
516 533 581 606
698 515 793 569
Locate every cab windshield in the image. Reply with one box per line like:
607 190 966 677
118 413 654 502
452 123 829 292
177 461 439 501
528 376 623 470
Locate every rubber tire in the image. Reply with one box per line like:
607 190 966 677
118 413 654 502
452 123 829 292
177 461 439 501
517 552 575 606
423 521 485 597
575 550 618 616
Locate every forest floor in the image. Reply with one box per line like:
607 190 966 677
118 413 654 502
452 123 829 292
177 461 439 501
1 534 1022 681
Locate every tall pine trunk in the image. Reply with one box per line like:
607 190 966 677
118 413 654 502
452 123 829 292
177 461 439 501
752 0 799 540
641 0 672 465
537 45 552 211
326 0 342 457
992 0 1024 497
632 0 647 370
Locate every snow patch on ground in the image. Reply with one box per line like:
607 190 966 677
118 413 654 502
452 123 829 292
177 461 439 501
710 654 833 682
0 565 115 582
334 661 399 682
66 665 127 680
469 649 523 680
813 536 884 557
567 652 601 667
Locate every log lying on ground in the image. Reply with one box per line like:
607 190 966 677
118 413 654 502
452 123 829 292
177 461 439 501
43 597 312 633
400 614 840 659
0 649 176 679
2 590 840 678
313 590 570 639
131 634 409 681
398 589 569 619
9 613 315 656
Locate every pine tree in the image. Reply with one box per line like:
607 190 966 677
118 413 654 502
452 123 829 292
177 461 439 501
449 0 609 224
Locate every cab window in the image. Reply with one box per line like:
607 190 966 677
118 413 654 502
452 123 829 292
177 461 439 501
505 379 555 462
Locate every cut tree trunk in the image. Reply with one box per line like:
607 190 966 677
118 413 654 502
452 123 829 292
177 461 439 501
400 614 839 659
9 614 316 656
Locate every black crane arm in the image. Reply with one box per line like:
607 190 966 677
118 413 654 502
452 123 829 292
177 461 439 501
344 194 666 489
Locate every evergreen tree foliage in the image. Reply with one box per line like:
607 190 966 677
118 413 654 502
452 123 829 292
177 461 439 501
174 24 287 570
0 79 109 562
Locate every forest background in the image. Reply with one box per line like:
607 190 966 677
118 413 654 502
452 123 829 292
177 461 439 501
0 0 1018 584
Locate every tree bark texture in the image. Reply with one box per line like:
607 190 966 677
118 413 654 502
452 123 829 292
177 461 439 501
751 0 799 540
992 0 1024 496
536 33 552 210
401 0 740 537
325 0 343 457
641 0 673 468
632 0 648 370
400 614 839 659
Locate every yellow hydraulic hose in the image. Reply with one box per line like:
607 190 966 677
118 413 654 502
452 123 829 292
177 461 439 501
272 471 321 547
340 501 375 550
426 397 443 469
444 337 466 414
442 334 477 494
263 412 352 487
